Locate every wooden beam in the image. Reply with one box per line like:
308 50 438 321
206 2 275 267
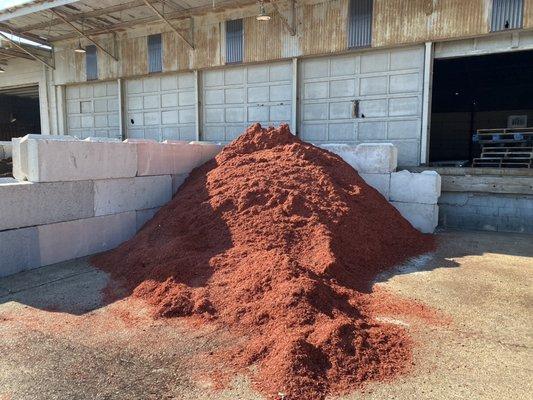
49 9 119 61
142 0 194 49
0 31 54 69
271 1 296 36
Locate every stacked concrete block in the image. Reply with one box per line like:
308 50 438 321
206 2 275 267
38 212 136 267
24 138 138 182
1 135 224 278
354 143 398 173
136 207 161 231
389 170 441 233
94 175 172 216
0 141 12 159
320 142 440 233
0 227 40 278
0 180 94 231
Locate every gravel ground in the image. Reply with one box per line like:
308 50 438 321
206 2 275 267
0 229 531 400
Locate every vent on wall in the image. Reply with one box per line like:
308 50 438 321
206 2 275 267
491 0 523 31
347 0 373 49
85 45 98 81
148 34 162 73
507 115 527 128
226 19 243 64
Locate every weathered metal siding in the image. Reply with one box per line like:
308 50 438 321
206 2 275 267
524 0 533 28
120 35 148 77
244 14 283 62
372 0 489 47
193 21 222 70
162 31 193 71
300 0 349 55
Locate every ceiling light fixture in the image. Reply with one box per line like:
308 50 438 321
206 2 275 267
74 41 86 53
256 2 271 21
0 67 5 73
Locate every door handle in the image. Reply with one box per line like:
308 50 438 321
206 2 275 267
352 100 360 118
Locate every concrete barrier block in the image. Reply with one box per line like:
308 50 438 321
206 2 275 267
189 141 224 164
94 175 172 216
359 173 391 198
0 180 94 230
38 212 136 267
354 143 398 173
172 173 188 194
135 142 202 176
390 170 441 204
0 227 40 277
24 139 137 182
319 144 359 169
0 141 12 159
12 135 79 181
84 137 121 142
391 201 439 234
136 207 160 231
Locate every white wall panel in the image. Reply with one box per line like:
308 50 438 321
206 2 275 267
201 61 293 142
124 72 196 141
65 81 120 139
299 46 424 166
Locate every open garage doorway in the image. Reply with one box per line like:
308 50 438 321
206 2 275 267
430 50 533 168
0 84 41 141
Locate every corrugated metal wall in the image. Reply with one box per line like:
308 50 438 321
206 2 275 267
491 0 524 31
51 0 533 85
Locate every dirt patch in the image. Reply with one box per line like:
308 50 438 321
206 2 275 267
92 124 435 399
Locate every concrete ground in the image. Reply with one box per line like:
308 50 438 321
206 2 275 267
0 230 531 400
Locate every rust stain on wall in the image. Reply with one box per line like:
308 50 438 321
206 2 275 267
243 13 283 62
373 0 488 47
120 35 148 77
300 0 348 56
162 31 193 71
524 0 533 29
193 21 221 69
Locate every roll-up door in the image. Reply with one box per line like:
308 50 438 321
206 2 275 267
65 81 119 139
201 61 293 142
125 72 196 141
299 46 424 165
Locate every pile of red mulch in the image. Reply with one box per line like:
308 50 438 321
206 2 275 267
92 124 435 400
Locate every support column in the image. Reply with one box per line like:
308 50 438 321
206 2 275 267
420 41 433 165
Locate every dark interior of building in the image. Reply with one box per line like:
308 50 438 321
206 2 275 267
0 86 41 141
430 50 533 166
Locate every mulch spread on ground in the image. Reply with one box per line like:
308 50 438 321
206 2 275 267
92 124 435 400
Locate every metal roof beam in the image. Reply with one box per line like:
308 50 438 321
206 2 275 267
0 0 78 22
142 0 194 49
0 30 54 68
49 8 118 61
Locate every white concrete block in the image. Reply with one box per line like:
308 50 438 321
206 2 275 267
0 180 95 230
0 141 12 159
0 227 40 277
38 212 136 267
391 202 439 234
23 138 137 182
319 144 359 169
94 175 172 216
84 137 121 142
172 173 188 194
136 207 160 231
354 143 398 173
390 170 441 204
190 141 224 164
359 173 391 199
124 138 157 143
12 135 79 181
135 142 203 176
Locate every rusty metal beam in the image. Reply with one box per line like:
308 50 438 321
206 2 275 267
49 9 119 61
0 30 54 69
142 0 194 49
271 0 296 36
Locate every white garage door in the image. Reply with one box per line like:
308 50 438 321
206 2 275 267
125 72 196 141
299 46 424 165
66 81 120 139
201 61 293 142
